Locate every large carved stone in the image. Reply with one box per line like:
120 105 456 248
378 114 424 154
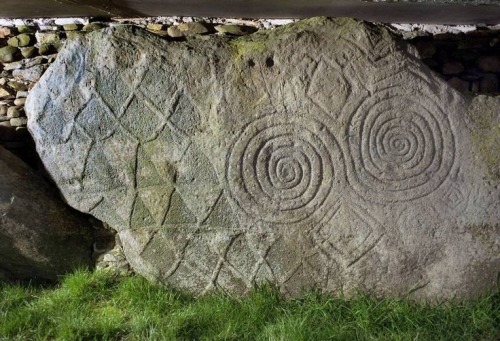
26 18 499 300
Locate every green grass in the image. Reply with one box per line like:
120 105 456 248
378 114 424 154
0 270 498 340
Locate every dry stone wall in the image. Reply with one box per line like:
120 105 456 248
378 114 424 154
410 30 500 93
26 18 499 301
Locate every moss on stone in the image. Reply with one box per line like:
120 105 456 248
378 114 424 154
465 224 498 251
0 45 19 63
468 96 500 182
229 36 268 61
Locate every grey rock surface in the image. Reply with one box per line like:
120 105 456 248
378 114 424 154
0 146 96 282
26 18 499 300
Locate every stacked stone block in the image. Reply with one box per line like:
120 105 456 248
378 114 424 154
411 29 500 94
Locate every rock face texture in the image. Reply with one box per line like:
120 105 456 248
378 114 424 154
0 146 95 282
26 18 499 300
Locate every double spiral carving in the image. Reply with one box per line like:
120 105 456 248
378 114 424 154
226 115 342 224
347 89 455 202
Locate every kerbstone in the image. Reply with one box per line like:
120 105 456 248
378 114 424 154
0 146 96 282
26 18 499 300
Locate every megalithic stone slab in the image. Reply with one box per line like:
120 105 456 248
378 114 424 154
0 146 96 282
26 18 499 300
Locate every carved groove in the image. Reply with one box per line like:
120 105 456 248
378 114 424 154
226 114 344 224
347 89 455 202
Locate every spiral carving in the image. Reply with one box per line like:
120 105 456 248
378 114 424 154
347 89 455 202
226 115 343 224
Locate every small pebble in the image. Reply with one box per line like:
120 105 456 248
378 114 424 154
13 65 46 82
7 34 33 47
20 46 37 58
7 105 23 118
10 117 27 127
24 56 44 68
0 46 20 63
16 91 29 98
7 81 28 91
83 23 104 32
63 23 80 31
35 31 60 45
0 99 13 105
167 22 208 38
0 86 12 97
38 44 56 56
38 25 60 31
46 54 58 63
2 61 24 71
0 105 7 115
14 97 26 106
0 26 13 39
215 24 257 36
17 25 36 34
146 23 165 31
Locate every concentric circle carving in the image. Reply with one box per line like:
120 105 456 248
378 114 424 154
347 89 455 202
226 115 343 224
